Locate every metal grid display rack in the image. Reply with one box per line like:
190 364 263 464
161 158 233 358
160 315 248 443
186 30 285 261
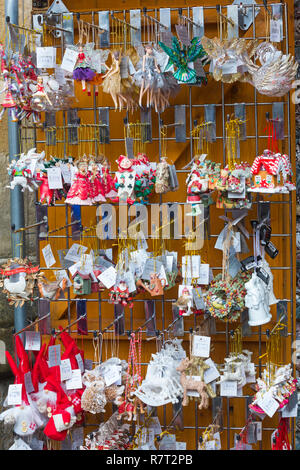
13 0 296 450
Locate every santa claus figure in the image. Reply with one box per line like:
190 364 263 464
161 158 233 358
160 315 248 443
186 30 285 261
173 287 193 316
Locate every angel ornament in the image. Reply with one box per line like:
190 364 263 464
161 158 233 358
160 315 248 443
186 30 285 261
102 50 131 111
31 76 52 111
89 48 110 96
72 44 96 92
134 44 167 112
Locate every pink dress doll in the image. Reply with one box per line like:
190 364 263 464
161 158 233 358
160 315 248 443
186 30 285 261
72 46 95 92
66 156 94 205
101 160 118 199
89 160 106 202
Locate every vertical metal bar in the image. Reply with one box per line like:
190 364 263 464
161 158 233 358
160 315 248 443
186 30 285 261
6 0 27 334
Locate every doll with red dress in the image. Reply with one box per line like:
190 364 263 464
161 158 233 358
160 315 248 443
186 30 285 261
101 159 118 199
111 155 136 205
36 163 54 205
88 158 106 202
66 155 94 205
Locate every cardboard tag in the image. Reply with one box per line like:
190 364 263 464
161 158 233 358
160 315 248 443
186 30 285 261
182 255 201 279
42 244 56 268
257 392 279 417
48 344 61 367
98 266 117 289
103 365 121 387
220 380 238 397
214 432 222 450
204 358 220 384
270 19 281 42
65 244 88 262
7 384 22 405
25 331 41 351
193 287 205 310
192 335 211 358
61 48 79 73
66 369 83 390
75 353 85 374
60 164 72 184
255 422 262 441
36 46 56 68
60 358 72 381
24 371 34 394
47 167 63 189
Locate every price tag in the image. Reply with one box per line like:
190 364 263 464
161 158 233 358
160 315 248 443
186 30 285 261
7 383 22 405
55 66 66 85
65 244 88 262
257 391 279 417
47 167 63 189
197 264 210 285
220 380 238 397
25 331 41 351
270 19 281 42
176 441 187 450
75 353 85 374
48 344 61 367
205 440 216 450
36 47 56 69
192 335 211 358
66 369 83 390
98 266 117 289
24 371 34 394
103 365 121 387
60 358 72 381
42 244 56 268
204 358 220 384
60 164 72 184
61 48 79 73
54 269 72 288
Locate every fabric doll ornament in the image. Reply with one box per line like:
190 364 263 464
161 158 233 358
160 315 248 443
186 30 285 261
88 157 107 202
0 77 18 121
72 44 95 92
38 276 67 301
245 272 272 326
66 155 94 205
111 155 136 205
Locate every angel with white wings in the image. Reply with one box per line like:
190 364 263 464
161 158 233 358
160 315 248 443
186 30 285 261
71 42 96 93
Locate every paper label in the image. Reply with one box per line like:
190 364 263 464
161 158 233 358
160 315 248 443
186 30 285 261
75 353 85 374
204 358 220 384
98 266 117 289
65 244 88 263
214 432 222 450
192 335 211 358
270 19 281 42
55 66 66 85
42 244 56 268
47 167 63 189
36 47 56 69
25 331 41 351
103 365 121 387
220 380 238 397
66 369 83 390
257 391 279 417
24 371 34 394
60 164 72 184
197 264 210 285
182 255 201 279
60 358 73 381
61 48 79 73
7 383 22 405
48 344 61 367
54 269 72 288
123 270 136 293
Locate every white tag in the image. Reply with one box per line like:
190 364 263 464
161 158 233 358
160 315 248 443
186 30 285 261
48 344 61 367
42 244 56 268
69 261 81 278
25 331 41 351
36 47 56 69
204 358 220 383
7 384 22 405
61 48 79 73
220 380 238 397
270 19 281 42
197 264 210 285
54 269 72 288
55 66 66 85
176 442 187 450
60 358 72 381
192 335 211 358
255 422 262 441
158 264 168 286
214 432 222 450
9 438 32 450
205 440 216 450
166 255 174 273
98 266 117 289
281 401 298 418
103 365 121 387
60 164 72 184
75 353 85 374
24 371 34 394
65 244 88 263
47 167 63 189
66 369 83 390
123 270 136 293
257 392 279 418
182 255 201 279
